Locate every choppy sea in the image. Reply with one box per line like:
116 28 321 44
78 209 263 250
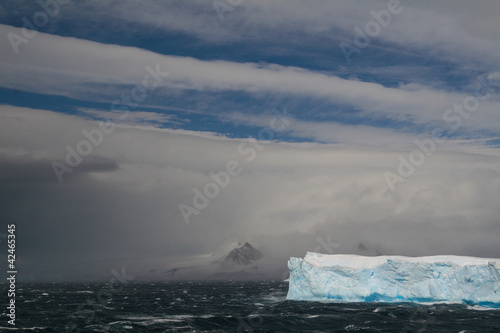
1 281 500 332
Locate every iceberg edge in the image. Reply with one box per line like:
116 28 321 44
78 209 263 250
286 252 500 308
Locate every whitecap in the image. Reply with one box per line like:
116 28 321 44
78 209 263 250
0 327 47 330
466 305 500 311
108 320 133 325
200 314 214 319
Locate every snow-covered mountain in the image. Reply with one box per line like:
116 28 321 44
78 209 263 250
30 242 285 281
161 242 274 280
221 242 263 267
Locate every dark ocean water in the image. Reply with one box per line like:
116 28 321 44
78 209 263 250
2 281 500 332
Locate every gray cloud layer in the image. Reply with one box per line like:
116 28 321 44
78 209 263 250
1 106 499 280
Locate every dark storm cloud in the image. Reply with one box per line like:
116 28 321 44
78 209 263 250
0 153 119 184
2 106 500 281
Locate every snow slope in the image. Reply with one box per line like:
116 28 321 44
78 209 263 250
287 253 500 308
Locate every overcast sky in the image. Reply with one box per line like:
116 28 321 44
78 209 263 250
1 0 500 280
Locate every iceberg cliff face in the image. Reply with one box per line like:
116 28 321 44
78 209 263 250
287 253 500 308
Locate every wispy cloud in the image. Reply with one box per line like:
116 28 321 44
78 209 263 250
1 24 499 139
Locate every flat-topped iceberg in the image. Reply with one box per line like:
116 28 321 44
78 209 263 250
287 253 500 308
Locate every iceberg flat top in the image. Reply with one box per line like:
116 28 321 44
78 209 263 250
287 252 500 308
303 252 500 269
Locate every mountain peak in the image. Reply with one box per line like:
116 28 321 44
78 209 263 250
222 242 263 267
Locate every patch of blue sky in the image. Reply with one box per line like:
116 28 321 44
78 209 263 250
0 87 301 141
0 3 478 94
2 1 496 146
484 138 500 148
0 82 457 145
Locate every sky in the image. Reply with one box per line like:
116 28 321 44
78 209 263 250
1 0 500 280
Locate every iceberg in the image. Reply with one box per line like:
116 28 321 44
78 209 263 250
287 252 500 308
